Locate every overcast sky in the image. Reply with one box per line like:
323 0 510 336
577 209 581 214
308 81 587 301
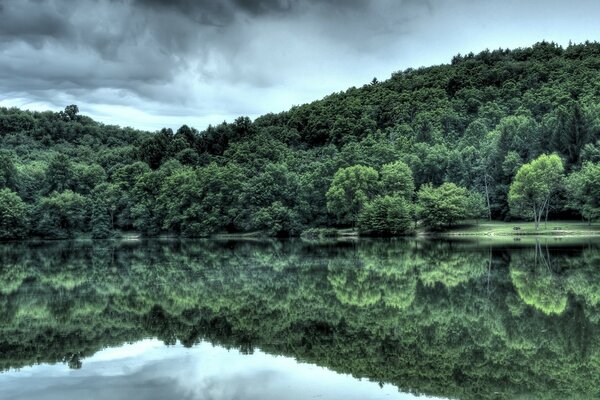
1 0 600 132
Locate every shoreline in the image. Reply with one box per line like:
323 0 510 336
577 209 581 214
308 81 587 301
3 221 600 242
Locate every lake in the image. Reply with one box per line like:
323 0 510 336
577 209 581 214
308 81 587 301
0 237 598 399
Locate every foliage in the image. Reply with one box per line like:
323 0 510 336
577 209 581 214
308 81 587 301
300 227 339 239
250 201 301 237
326 165 379 225
508 154 564 228
0 189 28 239
358 195 413 236
379 160 415 199
90 198 111 239
0 150 17 190
33 190 88 239
464 191 488 221
417 183 469 229
4 42 600 237
565 161 600 223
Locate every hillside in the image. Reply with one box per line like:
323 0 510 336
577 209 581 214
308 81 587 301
2 41 600 238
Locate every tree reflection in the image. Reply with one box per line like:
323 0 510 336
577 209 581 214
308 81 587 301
510 240 569 315
1 239 600 399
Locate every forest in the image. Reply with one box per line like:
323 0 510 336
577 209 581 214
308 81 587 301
2 41 600 239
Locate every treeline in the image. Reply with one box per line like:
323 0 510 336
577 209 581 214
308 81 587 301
2 41 600 238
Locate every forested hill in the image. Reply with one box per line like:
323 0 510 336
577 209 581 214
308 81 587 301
2 41 600 239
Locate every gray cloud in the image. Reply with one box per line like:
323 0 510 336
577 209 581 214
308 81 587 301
0 0 599 131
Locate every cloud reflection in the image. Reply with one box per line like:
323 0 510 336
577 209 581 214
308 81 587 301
0 340 440 400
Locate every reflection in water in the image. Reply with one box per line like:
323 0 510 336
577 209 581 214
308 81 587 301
1 238 600 399
0 340 418 400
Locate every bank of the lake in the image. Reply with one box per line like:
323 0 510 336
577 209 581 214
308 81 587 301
441 220 600 237
182 221 600 240
7 221 600 243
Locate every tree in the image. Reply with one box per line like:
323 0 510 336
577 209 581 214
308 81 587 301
550 102 593 165
91 183 120 230
139 128 173 169
72 163 106 195
34 190 88 239
465 191 488 223
326 165 379 225
380 160 415 199
111 162 151 228
580 141 600 164
60 104 79 121
159 163 244 237
91 198 111 239
358 195 412 236
566 162 600 224
251 201 301 237
0 189 28 239
238 163 306 232
417 183 469 230
45 153 73 193
0 150 17 190
508 154 564 229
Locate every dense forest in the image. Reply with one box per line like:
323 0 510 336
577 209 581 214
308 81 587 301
2 41 600 239
2 239 600 399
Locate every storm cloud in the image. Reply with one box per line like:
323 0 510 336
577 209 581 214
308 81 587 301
1 0 600 130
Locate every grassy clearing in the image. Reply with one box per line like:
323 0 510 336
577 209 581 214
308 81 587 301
444 220 600 237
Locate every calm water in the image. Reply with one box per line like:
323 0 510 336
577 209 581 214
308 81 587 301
1 238 599 399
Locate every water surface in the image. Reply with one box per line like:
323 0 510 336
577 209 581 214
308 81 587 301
1 238 599 399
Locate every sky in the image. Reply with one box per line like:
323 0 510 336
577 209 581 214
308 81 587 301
1 0 600 132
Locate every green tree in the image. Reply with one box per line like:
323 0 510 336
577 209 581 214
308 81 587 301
159 163 243 237
34 190 88 239
380 160 415 199
238 163 307 233
91 183 119 230
566 162 600 223
251 201 301 237
0 151 17 190
90 198 111 239
358 195 412 236
0 189 28 239
326 165 379 225
14 161 46 203
465 191 488 222
417 182 469 230
508 154 564 229
60 104 79 121
45 153 73 193
72 163 106 195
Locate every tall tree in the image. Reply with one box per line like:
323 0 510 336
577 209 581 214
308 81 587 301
0 189 28 239
379 160 415 199
358 195 412 236
34 190 88 239
91 198 111 239
326 165 379 225
508 154 564 229
565 162 600 224
45 153 73 193
417 183 469 230
0 151 17 190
